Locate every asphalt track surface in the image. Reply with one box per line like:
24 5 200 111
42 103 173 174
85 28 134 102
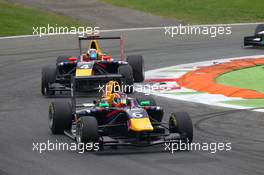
0 25 264 175
7 0 178 29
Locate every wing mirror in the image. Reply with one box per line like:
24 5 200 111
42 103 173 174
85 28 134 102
99 102 110 107
140 101 150 106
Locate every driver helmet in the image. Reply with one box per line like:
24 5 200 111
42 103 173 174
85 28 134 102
112 93 128 107
87 49 97 60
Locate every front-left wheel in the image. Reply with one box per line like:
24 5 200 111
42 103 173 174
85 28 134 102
49 102 73 134
169 112 193 143
76 116 99 144
41 65 57 96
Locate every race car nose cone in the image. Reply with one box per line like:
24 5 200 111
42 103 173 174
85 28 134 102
129 118 154 132
76 69 92 77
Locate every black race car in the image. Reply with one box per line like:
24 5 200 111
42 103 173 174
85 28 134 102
48 78 193 151
41 35 144 96
244 24 264 47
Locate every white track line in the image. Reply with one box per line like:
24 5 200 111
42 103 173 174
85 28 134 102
0 22 263 40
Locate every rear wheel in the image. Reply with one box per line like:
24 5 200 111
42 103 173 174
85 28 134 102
49 102 72 134
169 112 193 143
118 65 134 93
127 55 144 82
41 66 57 96
255 24 264 35
76 117 99 144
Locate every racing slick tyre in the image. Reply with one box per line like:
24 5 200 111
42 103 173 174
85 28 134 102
127 55 144 83
76 117 99 144
41 65 57 96
49 102 72 134
255 24 264 35
118 65 134 94
169 112 193 143
56 55 71 64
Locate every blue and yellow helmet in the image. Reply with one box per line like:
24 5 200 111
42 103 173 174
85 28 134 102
88 49 97 60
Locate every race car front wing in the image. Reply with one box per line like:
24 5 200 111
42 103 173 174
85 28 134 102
48 74 123 94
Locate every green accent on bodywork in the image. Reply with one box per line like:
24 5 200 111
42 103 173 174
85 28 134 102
262 36 264 44
99 102 109 107
140 101 150 106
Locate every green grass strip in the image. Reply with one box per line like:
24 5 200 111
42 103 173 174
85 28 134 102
216 65 264 93
100 0 264 24
224 99 264 108
0 0 83 36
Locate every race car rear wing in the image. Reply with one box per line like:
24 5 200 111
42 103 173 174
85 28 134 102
78 35 125 61
70 74 123 111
